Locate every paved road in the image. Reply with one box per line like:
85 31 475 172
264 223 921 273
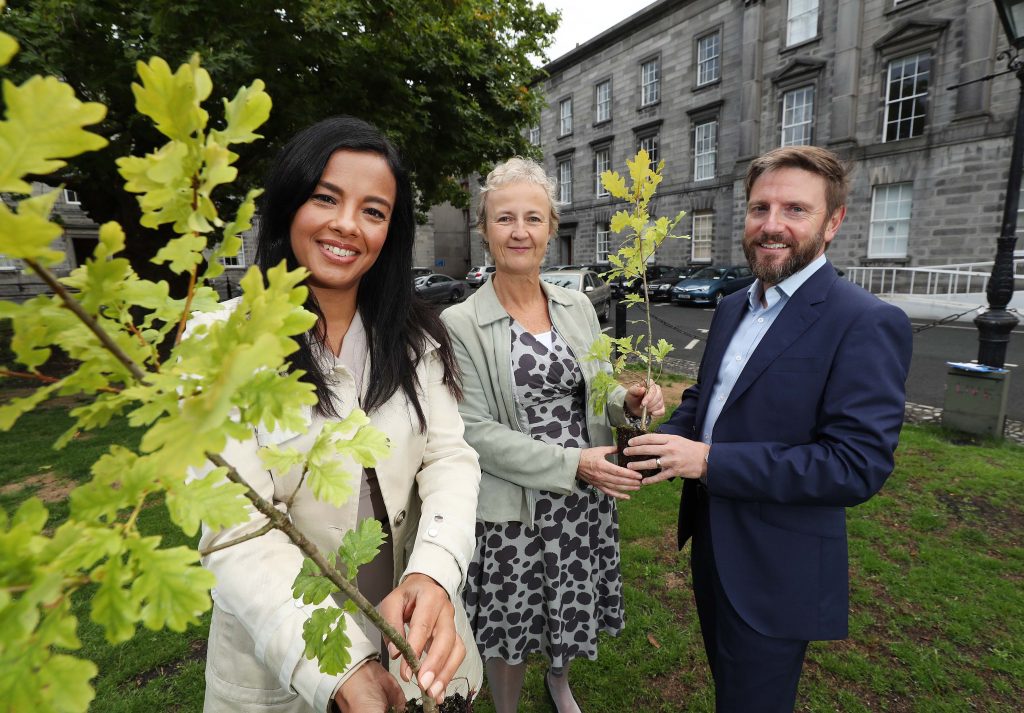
611 300 1024 421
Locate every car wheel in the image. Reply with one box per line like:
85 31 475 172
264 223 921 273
598 300 610 323
451 288 464 303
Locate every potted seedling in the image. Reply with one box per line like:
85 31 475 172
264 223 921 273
586 149 688 462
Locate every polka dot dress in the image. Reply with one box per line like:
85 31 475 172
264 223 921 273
463 322 624 667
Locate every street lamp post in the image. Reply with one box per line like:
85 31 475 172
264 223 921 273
978 0 1024 368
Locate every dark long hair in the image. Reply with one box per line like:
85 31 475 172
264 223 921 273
254 116 461 429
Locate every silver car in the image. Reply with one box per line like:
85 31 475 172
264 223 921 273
539 270 612 322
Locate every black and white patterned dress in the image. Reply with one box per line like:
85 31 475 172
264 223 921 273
463 321 624 667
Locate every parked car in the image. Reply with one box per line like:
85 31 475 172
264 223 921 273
551 263 609 274
465 264 496 287
411 266 433 278
670 265 755 306
415 273 469 303
646 265 704 301
609 264 679 297
539 269 612 322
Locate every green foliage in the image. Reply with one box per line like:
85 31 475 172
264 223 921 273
586 150 688 424
0 43 398 712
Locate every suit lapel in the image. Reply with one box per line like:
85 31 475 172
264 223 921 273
719 263 836 414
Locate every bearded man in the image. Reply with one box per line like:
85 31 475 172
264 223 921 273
624 145 913 712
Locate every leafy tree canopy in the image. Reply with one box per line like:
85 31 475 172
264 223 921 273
2 0 558 236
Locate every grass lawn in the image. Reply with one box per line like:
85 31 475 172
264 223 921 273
1 389 1022 711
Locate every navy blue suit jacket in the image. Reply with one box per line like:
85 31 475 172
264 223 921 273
661 262 912 641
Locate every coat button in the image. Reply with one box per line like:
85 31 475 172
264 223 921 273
394 510 406 527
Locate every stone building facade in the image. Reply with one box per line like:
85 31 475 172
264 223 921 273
469 0 1020 273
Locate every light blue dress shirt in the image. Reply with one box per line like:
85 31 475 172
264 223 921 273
701 255 827 445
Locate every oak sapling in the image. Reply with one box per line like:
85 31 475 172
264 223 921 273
585 149 688 461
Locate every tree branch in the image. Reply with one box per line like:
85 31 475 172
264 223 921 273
175 263 199 345
198 521 275 556
24 258 148 383
206 452 436 711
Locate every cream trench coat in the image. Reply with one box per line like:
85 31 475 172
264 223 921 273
188 301 483 712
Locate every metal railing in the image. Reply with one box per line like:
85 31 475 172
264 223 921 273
843 254 1024 298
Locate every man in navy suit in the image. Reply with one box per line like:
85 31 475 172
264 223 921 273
624 146 912 712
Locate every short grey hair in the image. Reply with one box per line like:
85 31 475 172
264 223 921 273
476 156 561 237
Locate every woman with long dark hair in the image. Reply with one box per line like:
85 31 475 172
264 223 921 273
193 116 482 713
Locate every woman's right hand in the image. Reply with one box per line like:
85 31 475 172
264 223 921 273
576 446 644 500
334 659 405 713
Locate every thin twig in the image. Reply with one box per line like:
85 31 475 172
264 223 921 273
199 522 275 556
126 320 161 369
24 258 148 383
175 263 199 345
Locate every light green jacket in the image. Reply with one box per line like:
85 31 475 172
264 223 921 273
442 278 629 526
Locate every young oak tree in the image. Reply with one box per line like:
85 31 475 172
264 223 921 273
0 34 449 713
586 150 687 432
1 0 559 292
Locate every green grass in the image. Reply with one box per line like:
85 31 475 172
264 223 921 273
2 393 1022 711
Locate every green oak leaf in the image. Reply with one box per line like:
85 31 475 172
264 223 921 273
337 519 385 579
90 553 139 644
0 75 107 192
127 538 214 631
152 233 207 273
293 557 340 606
214 79 272 145
0 189 64 264
600 169 629 200
164 468 249 536
131 56 211 142
301 607 352 676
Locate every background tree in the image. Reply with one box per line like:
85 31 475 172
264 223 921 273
2 0 558 287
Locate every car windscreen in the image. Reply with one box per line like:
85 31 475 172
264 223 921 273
692 267 725 279
540 274 582 290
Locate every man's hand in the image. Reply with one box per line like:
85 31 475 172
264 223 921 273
334 660 405 713
624 381 666 420
623 433 709 485
379 573 464 703
577 446 644 499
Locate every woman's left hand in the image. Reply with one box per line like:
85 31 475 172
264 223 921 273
379 573 465 704
625 381 665 420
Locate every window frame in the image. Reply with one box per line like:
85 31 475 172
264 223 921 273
63 188 81 205
636 132 660 171
220 238 247 268
595 222 611 263
528 125 541 146
595 79 612 125
558 96 574 137
882 51 931 143
557 156 573 204
868 182 914 259
786 0 820 47
695 30 721 88
693 119 718 182
640 56 661 107
593 145 611 198
691 211 714 263
780 85 815 146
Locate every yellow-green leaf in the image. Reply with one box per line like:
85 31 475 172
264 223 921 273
0 76 107 192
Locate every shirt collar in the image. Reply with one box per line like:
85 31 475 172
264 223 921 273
746 253 827 310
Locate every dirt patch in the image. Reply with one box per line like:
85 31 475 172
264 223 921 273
935 491 1024 539
132 638 207 688
0 471 75 503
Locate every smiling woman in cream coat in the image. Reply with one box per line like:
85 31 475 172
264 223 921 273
191 117 481 713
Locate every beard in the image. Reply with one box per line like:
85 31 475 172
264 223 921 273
743 226 826 286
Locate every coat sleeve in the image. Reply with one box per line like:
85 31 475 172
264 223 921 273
442 310 581 495
706 302 912 506
400 349 481 598
193 436 373 713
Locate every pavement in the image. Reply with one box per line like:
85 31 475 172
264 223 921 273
662 357 1024 446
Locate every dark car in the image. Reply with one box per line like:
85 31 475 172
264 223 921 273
465 265 496 287
609 264 678 297
415 273 469 303
540 269 613 322
646 265 704 301
670 265 755 306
